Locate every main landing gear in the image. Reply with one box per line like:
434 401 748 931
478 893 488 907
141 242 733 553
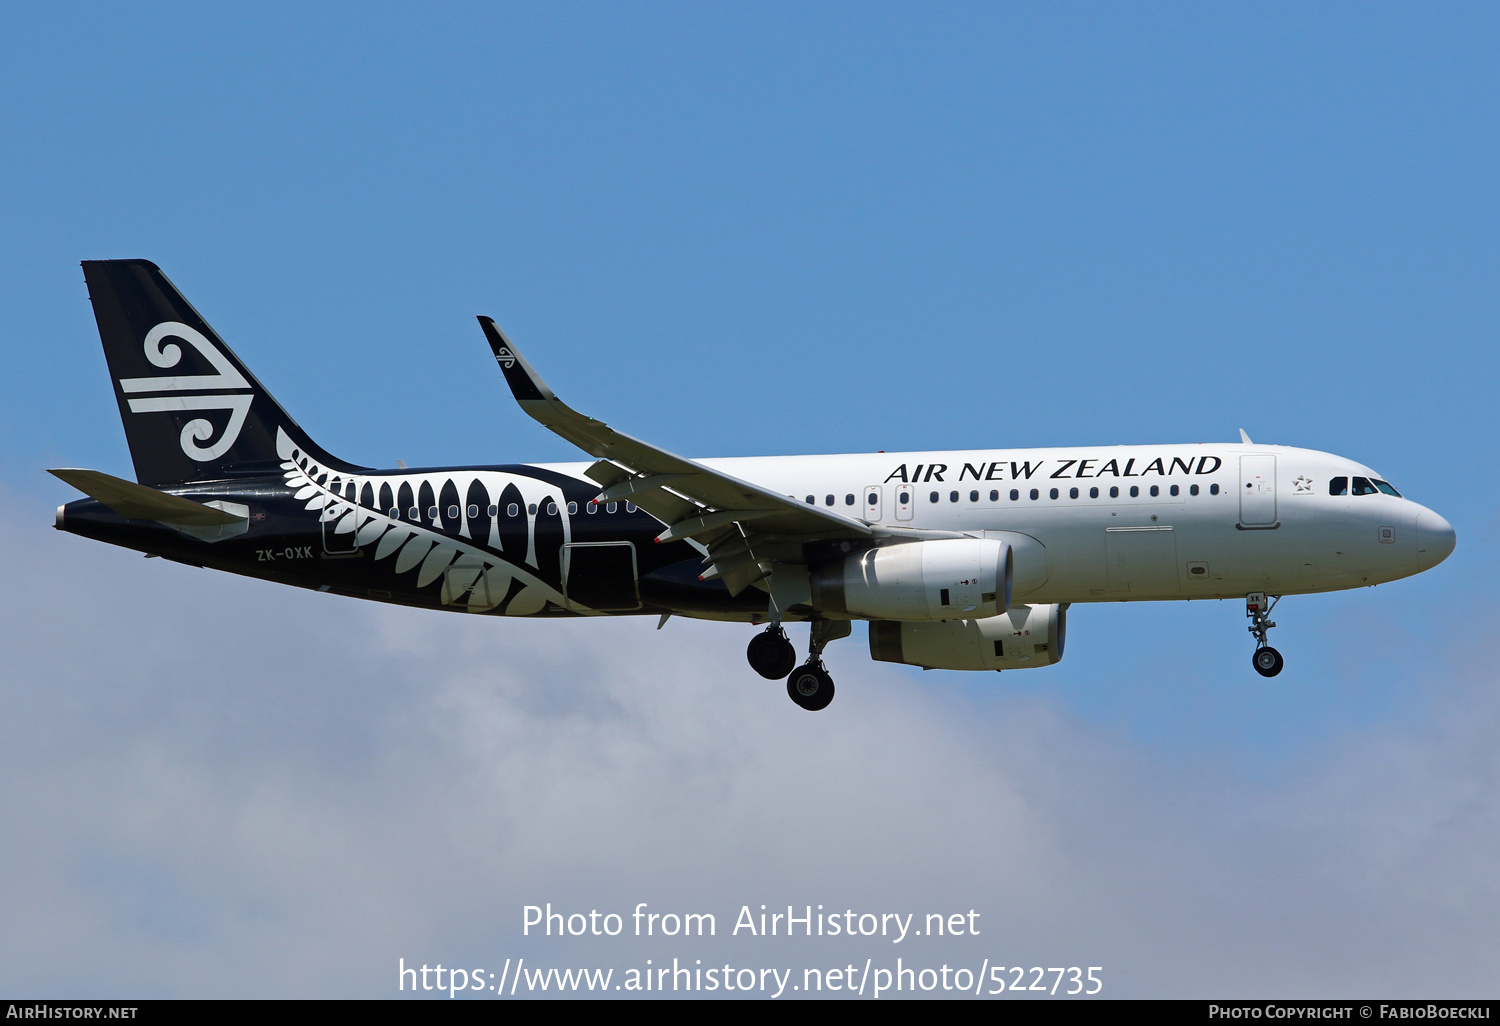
747 626 796 680
787 663 835 711
1246 592 1284 678
747 619 850 710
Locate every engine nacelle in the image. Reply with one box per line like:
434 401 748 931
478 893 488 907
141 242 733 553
868 603 1067 671
810 538 1012 622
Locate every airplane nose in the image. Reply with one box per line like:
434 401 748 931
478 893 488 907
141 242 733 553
1416 510 1456 570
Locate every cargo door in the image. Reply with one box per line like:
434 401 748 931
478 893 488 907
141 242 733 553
442 560 495 611
564 542 641 611
1105 526 1180 595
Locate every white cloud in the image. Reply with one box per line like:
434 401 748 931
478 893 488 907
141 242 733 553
2 494 1497 997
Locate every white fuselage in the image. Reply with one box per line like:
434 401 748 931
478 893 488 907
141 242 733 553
543 442 1455 604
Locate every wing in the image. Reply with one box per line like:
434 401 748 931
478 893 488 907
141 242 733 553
477 317 879 595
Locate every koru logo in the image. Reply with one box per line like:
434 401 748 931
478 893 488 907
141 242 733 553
494 346 517 369
119 321 254 462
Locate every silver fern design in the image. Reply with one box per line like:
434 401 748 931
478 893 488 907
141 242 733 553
275 428 590 615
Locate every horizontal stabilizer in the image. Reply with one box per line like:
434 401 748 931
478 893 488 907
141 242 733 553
48 468 246 526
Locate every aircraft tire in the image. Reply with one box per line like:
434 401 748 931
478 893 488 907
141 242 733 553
1252 646 1284 678
748 629 796 679
786 664 835 711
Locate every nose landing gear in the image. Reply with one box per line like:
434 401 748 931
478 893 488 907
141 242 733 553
1246 592 1284 677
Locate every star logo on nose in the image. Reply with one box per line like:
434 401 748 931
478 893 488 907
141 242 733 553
1292 475 1313 494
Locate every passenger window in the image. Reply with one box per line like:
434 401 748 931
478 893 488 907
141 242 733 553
388 507 400 519
626 502 637 513
1169 485 1179 497
1373 479 1401 497
586 502 597 514
527 503 537 515
1109 486 1119 498
1069 487 1079 499
825 494 835 506
546 502 558 515
950 491 959 503
1009 489 1019 501
567 502 578 515
1089 486 1099 498
446 505 458 519
989 490 999 501
1129 486 1139 498
806 495 814 504
1029 488 1039 500
507 503 519 517
467 504 479 518
1329 477 1348 496
1209 484 1219 495
428 506 439 520
1189 484 1199 496
1049 488 1059 499
845 494 855 505
969 490 979 502
488 504 499 516
930 491 939 503
606 502 618 513
1352 477 1378 496
408 507 420 520
867 492 878 506
898 491 910 504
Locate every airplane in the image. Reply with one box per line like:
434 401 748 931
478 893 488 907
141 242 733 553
51 260 1456 710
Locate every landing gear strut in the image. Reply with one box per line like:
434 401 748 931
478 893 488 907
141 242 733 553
1246 592 1284 677
786 619 851 712
747 625 796 680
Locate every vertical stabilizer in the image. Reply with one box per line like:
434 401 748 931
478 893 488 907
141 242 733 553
81 260 361 486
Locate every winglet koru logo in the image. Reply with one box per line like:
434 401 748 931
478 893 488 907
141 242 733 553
118 321 254 462
494 346 517 370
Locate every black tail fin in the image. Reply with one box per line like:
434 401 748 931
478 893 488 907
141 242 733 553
82 260 362 486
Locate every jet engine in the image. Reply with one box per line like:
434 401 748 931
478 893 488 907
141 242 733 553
867 603 1067 671
810 538 1012 621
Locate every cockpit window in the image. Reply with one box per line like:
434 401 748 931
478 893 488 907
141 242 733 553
1329 477 1348 496
1352 477 1378 496
1373 479 1401 497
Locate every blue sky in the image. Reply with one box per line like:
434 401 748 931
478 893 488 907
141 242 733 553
3 2 1498 997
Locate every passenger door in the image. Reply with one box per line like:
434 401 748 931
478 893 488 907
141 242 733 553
1239 455 1278 527
322 476 360 555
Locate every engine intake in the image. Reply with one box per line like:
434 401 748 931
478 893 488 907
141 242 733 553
811 538 1012 622
868 603 1067 671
